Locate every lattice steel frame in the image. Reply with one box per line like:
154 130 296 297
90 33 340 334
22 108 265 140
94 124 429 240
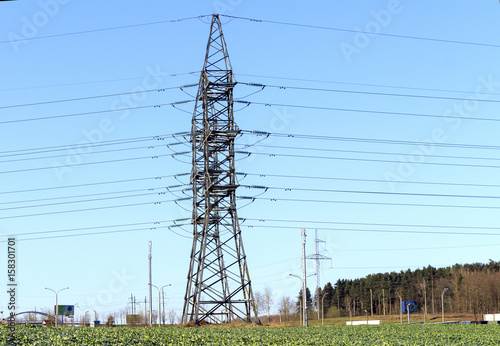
181 14 258 324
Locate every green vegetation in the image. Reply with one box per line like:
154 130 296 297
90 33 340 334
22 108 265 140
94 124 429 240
2 324 500 345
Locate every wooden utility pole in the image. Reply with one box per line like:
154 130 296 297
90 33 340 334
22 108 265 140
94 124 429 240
382 289 386 315
370 289 373 316
424 279 427 323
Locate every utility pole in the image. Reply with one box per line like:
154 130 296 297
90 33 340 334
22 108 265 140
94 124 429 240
424 279 427 323
182 14 257 324
302 229 308 327
162 289 165 325
148 241 152 327
370 288 373 317
306 230 331 319
382 289 386 316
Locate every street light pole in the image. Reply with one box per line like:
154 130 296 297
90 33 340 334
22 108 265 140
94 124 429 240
161 284 171 325
441 287 449 322
150 284 161 326
84 311 88 326
148 241 153 327
395 291 402 324
301 229 308 327
45 287 69 327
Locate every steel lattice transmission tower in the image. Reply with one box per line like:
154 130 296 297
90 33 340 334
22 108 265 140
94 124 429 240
182 14 258 324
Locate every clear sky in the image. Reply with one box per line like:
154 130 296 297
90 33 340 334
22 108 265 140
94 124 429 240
2 0 500 322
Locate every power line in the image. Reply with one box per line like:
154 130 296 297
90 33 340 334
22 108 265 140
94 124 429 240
240 82 500 104
240 172 500 189
0 85 196 110
0 153 176 175
237 143 500 164
242 130 500 151
0 133 189 158
0 100 193 125
0 15 211 45
0 71 199 93
241 218 500 232
242 184 500 201
1 185 188 208
241 224 500 237
241 150 500 170
244 196 500 211
221 15 500 49
0 199 175 220
0 174 185 195
236 100 500 123
236 73 500 97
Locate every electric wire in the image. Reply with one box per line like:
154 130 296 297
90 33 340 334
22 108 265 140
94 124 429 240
236 143 500 164
241 150 500 170
221 15 500 49
0 100 194 125
241 184 500 201
236 73 500 97
239 82 500 104
244 196 500 211
236 100 500 124
0 15 212 45
241 130 500 151
241 224 500 237
0 174 183 195
0 84 194 110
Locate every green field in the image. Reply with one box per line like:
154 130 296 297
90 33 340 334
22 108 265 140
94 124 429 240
2 324 500 345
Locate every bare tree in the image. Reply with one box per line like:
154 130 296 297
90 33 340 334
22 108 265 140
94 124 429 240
254 291 265 317
168 309 177 324
277 296 293 322
264 286 274 322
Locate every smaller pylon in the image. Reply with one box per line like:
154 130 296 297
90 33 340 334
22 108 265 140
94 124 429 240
306 230 331 318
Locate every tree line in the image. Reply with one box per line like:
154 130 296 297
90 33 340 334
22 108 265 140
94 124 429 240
318 260 500 320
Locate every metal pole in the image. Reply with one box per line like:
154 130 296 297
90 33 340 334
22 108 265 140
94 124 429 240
301 229 308 327
45 287 68 327
148 241 152 327
161 284 171 325
321 294 326 326
395 291 402 324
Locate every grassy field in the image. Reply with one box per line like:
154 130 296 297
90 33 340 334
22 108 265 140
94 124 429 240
2 323 500 345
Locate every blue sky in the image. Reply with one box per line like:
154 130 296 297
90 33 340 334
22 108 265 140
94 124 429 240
2 0 500 321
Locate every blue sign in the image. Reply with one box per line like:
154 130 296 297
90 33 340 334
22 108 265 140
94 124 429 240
401 301 417 313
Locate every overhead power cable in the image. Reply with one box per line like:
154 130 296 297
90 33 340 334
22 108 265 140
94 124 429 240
0 174 185 195
241 184 500 200
240 150 500 170
241 224 500 237
241 172 500 190
236 100 500 123
244 196 500 211
0 15 211 45
221 15 500 49
237 143 500 163
0 153 174 175
242 218 500 231
240 82 500 104
241 130 500 151
1 185 188 208
0 71 200 93
0 133 188 158
0 100 194 125
0 84 197 110
0 199 175 220
236 73 500 97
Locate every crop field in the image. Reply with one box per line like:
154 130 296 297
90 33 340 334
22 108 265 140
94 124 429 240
1 324 500 345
